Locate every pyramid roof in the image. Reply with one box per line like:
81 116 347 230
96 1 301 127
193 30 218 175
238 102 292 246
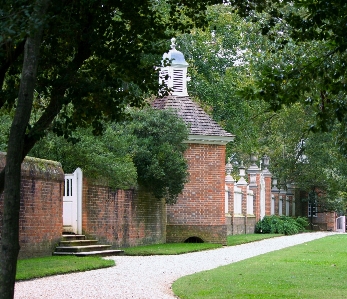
152 95 235 144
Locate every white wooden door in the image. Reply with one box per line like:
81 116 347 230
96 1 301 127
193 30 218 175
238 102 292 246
63 168 82 234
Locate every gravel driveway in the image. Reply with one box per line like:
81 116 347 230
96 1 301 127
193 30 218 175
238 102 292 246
14 232 336 299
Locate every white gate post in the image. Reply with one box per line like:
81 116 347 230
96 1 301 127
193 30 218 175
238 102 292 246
336 216 346 233
75 167 83 235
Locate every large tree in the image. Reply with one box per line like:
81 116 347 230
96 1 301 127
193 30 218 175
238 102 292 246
177 3 347 210
30 107 189 203
0 1 220 298
225 0 347 153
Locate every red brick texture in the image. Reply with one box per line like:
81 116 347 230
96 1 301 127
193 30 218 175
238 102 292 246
264 175 272 216
248 172 261 221
0 154 64 258
313 212 336 231
166 143 227 245
82 179 166 248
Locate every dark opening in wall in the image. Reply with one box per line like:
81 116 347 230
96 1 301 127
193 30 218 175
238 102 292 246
184 236 204 243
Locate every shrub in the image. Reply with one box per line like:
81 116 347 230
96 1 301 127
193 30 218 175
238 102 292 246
255 215 308 235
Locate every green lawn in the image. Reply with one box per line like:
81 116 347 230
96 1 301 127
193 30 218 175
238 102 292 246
227 233 281 246
172 234 347 299
16 255 115 281
15 234 285 281
123 242 222 255
122 234 281 256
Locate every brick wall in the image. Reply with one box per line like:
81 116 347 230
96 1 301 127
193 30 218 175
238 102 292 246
311 212 336 231
166 143 227 245
0 153 64 258
82 179 166 248
264 175 272 216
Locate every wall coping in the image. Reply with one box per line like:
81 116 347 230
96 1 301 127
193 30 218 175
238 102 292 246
0 152 64 181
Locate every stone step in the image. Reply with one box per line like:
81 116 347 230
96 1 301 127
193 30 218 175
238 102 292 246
59 240 98 247
53 249 124 257
54 234 123 257
61 234 86 241
62 225 75 234
55 244 112 253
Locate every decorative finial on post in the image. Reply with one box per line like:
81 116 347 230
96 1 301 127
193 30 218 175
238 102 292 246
225 157 234 183
226 157 232 176
261 154 271 175
272 177 279 192
250 153 257 166
171 37 176 50
239 161 245 178
237 161 247 185
262 155 270 170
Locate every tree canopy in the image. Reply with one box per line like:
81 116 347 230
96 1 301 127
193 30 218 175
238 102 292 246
225 0 347 153
176 3 347 210
30 107 189 203
0 1 221 298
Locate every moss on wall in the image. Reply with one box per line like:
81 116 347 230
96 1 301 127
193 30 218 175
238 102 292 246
0 152 64 181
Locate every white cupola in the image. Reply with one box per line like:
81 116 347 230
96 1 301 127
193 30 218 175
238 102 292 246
160 38 189 96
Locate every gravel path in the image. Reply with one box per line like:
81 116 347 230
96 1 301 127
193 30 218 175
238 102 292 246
14 232 337 299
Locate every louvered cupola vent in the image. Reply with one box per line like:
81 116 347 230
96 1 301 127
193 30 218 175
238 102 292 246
160 38 189 96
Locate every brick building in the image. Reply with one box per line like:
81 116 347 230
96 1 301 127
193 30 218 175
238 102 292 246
152 38 235 244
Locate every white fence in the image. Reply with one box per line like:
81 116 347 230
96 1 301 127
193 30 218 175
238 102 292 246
234 186 242 215
247 188 254 215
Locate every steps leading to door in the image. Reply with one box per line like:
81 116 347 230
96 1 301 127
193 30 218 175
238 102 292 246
53 234 124 257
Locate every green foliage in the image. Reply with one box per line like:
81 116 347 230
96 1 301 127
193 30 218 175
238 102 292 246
30 107 189 202
176 4 347 211
0 112 12 152
30 126 138 189
226 1 347 155
0 0 221 163
123 108 189 203
255 215 308 235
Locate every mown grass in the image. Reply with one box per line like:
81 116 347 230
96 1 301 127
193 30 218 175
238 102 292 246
173 234 347 299
123 242 222 255
15 234 284 281
16 255 115 281
227 233 281 246
123 234 281 256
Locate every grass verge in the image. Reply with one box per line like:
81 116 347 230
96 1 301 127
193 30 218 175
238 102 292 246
122 234 281 255
172 234 347 299
123 243 222 256
227 233 281 246
16 255 115 281
15 234 284 280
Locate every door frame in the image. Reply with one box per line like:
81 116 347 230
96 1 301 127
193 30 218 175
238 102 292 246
63 168 83 234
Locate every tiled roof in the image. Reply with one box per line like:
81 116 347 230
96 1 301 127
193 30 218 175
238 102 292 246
151 96 234 139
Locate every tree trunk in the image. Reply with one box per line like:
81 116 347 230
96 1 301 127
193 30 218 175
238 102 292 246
0 1 49 298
